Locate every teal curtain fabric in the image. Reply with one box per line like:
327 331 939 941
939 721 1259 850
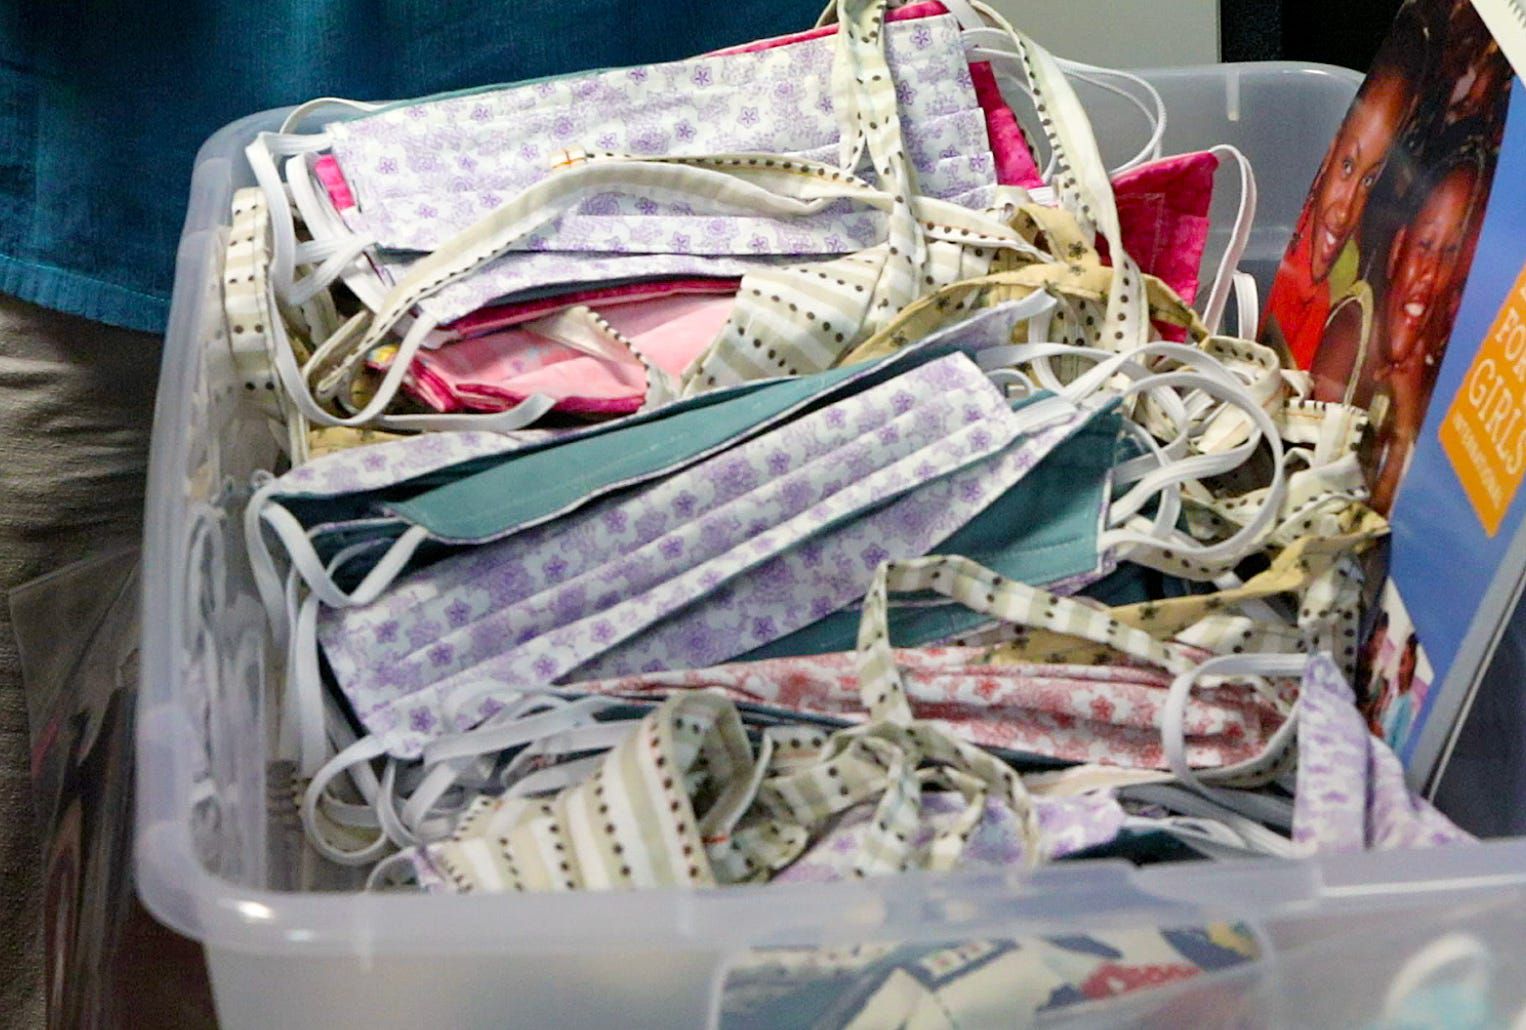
0 0 824 332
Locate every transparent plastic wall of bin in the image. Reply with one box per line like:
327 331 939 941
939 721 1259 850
138 63 1526 1029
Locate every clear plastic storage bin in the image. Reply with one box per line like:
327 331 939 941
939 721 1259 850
139 62 1526 1028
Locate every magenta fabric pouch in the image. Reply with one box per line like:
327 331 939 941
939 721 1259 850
1111 150 1220 306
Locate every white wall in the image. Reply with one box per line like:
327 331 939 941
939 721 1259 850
981 0 1220 67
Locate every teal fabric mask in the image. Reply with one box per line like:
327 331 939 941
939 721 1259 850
291 351 1097 767
739 403 1126 660
248 293 1062 611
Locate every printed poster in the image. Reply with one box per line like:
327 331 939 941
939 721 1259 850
1260 0 1516 769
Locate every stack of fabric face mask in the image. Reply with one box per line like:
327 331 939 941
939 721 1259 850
228 0 1470 904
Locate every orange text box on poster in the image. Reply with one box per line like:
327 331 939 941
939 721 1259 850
1441 261 1526 536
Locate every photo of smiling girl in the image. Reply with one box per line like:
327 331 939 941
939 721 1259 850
1368 147 1493 511
1264 0 1514 516
1262 16 1427 372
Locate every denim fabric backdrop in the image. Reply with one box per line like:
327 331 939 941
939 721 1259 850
0 0 823 331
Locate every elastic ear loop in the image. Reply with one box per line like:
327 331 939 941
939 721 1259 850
978 339 1195 474
1162 652 1306 804
259 501 430 610
397 699 639 842
967 290 1063 396
1042 340 1287 565
1120 813 1292 860
1231 271 1261 340
1122 780 1293 833
1382 933 1494 1023
256 252 560 434
1100 370 1286 568
246 495 431 695
364 849 424 891
1199 145 1259 335
1056 58 1165 169
309 697 391 832
278 96 382 135
246 477 297 650
503 755 607 798
283 151 384 310
495 719 649 799
963 35 1165 176
423 696 629 765
391 692 561 839
1106 370 1265 521
246 132 334 307
301 731 397 866
288 535 409 776
974 340 1201 541
293 309 552 433
975 339 1272 554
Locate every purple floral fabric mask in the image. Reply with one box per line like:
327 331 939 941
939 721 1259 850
1163 652 1472 856
311 353 1096 760
1292 653 1474 854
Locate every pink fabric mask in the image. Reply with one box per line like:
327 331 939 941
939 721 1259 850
563 645 1290 774
370 291 736 416
1110 151 1220 307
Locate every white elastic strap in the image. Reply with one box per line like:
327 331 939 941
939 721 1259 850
1122 780 1293 833
314 312 443 426
246 476 295 649
1107 372 1268 521
963 32 1165 176
1382 933 1493 1022
364 849 423 891
268 284 539 432
495 709 650 795
1162 652 1308 798
404 706 632 832
246 132 332 305
284 151 391 313
1231 271 1260 340
278 96 381 135
285 153 377 307
267 168 561 433
395 695 571 835
314 307 558 431
1122 814 1288 860
423 696 627 765
978 339 1284 564
291 593 328 776
301 732 396 866
1121 788 1294 857
504 754 607 798
1058 59 1165 170
1200 145 1258 335
439 683 561 732
1100 372 1285 567
289 535 404 776
260 502 430 609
